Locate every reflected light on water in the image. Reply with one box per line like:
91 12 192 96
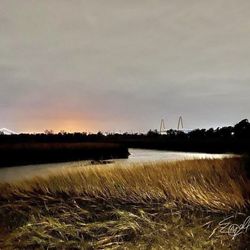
0 148 235 183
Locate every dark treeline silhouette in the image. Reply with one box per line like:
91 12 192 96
0 119 250 156
0 142 129 168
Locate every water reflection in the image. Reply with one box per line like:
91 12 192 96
0 148 233 182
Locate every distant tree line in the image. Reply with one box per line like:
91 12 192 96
0 119 250 154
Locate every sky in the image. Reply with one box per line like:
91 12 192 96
0 0 250 133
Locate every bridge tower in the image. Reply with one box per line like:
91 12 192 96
177 116 184 130
160 119 167 134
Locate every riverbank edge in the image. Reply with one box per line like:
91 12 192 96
0 142 129 168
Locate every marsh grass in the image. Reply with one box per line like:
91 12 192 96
0 157 250 249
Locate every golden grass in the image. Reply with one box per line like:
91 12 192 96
0 157 250 249
1 157 249 211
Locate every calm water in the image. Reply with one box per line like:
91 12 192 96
0 148 233 182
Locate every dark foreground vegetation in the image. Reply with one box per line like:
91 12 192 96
1 119 250 155
0 143 129 167
0 158 249 249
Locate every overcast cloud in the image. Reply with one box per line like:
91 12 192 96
0 0 250 133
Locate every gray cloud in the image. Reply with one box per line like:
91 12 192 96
0 0 250 132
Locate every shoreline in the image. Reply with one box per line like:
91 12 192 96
0 142 129 168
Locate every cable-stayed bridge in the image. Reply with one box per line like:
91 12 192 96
159 116 192 134
0 128 17 135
